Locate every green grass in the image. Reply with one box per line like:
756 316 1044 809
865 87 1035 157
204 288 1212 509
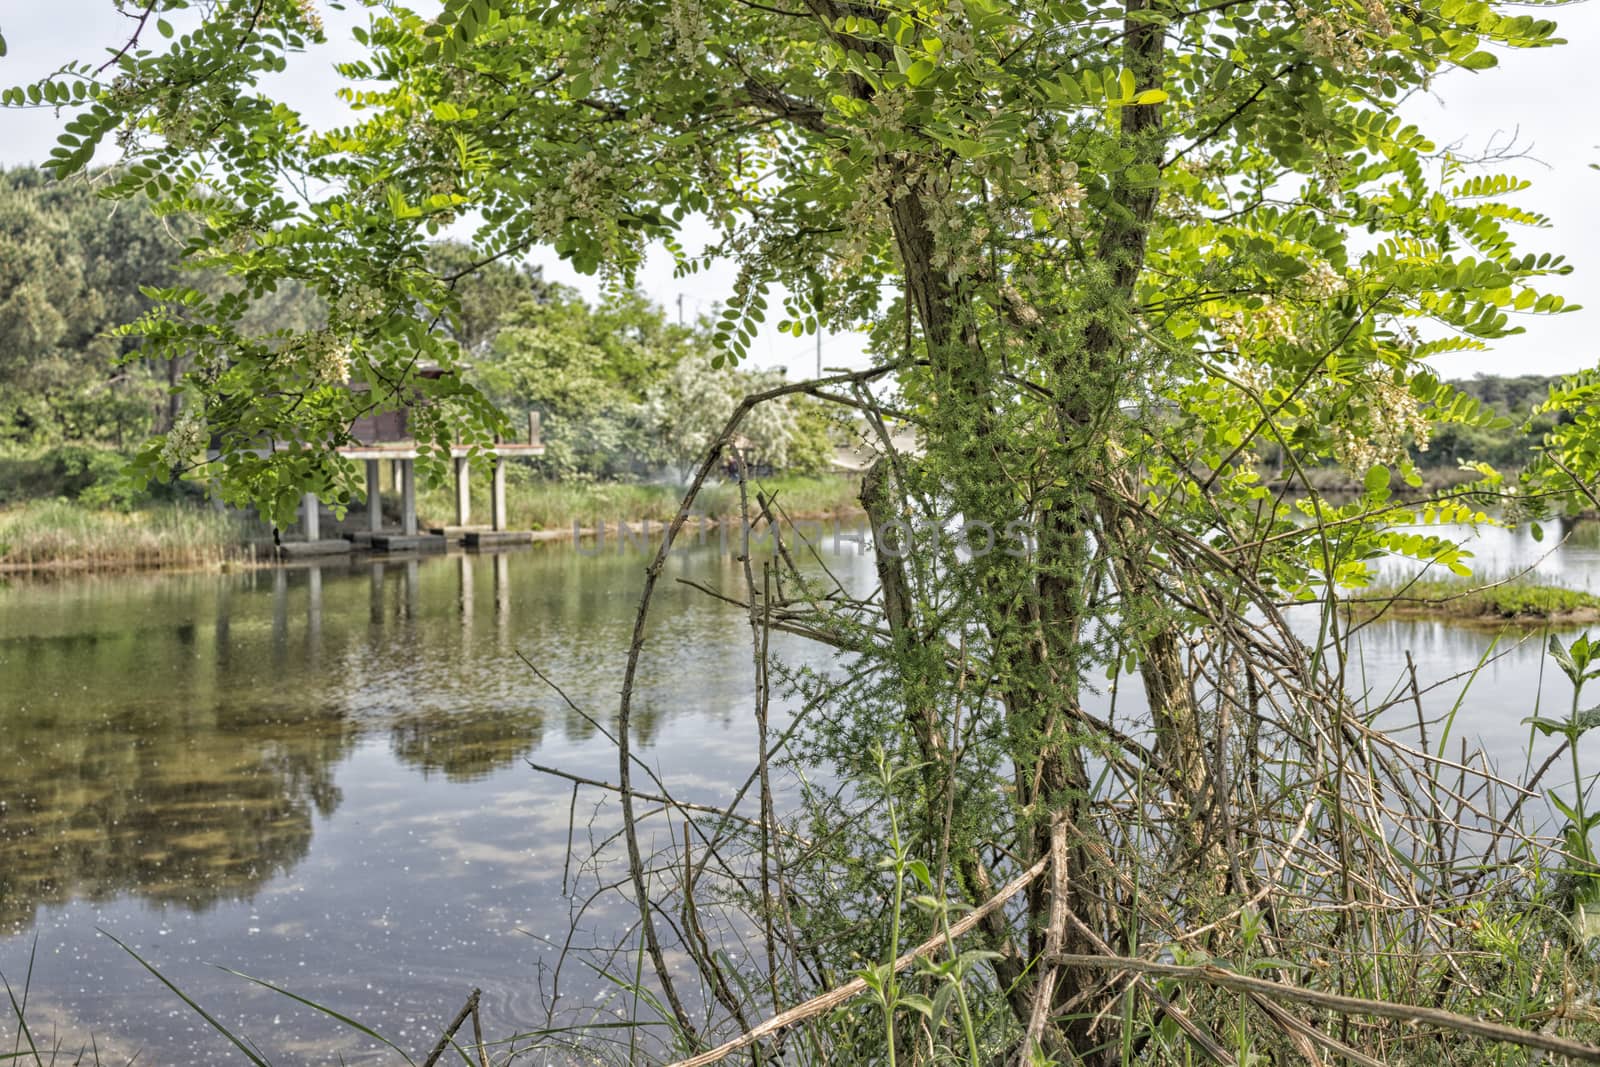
1352 575 1600 624
414 472 864 531
0 499 249 572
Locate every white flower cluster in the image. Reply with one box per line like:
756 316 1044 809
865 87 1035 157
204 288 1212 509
665 0 709 60
160 103 201 153
1330 376 1431 472
830 177 887 276
567 151 616 220
107 73 145 109
294 0 324 35
924 0 979 63
1364 0 1395 38
924 186 986 278
1216 296 1300 349
336 283 384 324
160 407 207 467
1025 157 1086 228
304 329 352 385
1299 260 1346 300
1295 6 1371 71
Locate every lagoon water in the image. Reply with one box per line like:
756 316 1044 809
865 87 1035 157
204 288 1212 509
1 519 1597 1062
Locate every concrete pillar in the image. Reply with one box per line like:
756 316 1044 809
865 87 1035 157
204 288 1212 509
459 553 475 625
401 459 417 536
302 492 320 541
491 456 508 532
528 410 541 446
454 454 471 526
366 459 382 533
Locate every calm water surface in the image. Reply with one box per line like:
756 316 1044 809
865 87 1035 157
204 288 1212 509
1 519 1598 1062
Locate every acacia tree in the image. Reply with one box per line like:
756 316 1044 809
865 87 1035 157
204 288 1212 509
10 0 1589 1061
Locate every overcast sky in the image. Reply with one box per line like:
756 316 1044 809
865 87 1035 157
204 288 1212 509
2 1 1595 379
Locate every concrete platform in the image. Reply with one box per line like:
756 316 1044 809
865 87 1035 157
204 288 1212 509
464 530 535 548
370 533 448 553
428 524 492 542
278 539 355 558
340 529 409 545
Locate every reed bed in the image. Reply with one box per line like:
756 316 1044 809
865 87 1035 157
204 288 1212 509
0 500 248 572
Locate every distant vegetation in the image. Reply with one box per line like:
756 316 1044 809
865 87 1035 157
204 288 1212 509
1427 375 1571 470
1351 575 1600 625
0 167 836 516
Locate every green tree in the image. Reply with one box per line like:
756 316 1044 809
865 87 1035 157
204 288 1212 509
0 167 325 451
473 287 692 478
426 238 555 355
647 352 835 478
14 0 1585 1060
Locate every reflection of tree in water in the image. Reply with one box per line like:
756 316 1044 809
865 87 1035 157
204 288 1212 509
388 708 545 782
0 702 354 931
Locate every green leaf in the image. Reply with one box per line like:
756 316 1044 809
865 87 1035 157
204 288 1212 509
905 858 933 890
157 18 174 38
1524 715 1568 739
1363 465 1391 496
905 59 935 86
1460 50 1498 70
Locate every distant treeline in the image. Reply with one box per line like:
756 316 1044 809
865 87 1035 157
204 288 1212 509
1427 374 1566 469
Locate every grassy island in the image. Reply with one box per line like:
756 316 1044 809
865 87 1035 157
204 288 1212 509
1350 577 1600 626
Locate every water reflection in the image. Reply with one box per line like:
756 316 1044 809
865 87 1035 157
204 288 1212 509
1378 514 1600 590
0 549 656 935
0 697 349 931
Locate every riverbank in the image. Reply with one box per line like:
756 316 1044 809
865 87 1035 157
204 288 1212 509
0 474 865 574
1347 576 1600 626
